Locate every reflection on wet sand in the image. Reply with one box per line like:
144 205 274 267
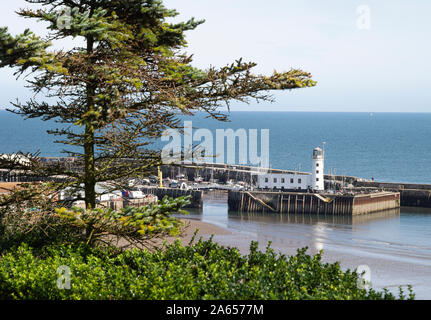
228 208 401 226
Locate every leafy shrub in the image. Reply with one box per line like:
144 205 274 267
0 183 75 251
55 195 190 249
0 182 190 252
0 238 414 300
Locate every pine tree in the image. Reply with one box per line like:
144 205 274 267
0 0 316 209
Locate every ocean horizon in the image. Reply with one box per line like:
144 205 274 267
1 110 431 184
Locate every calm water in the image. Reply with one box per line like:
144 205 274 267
187 192 431 299
1 111 431 183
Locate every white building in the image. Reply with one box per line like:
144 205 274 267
255 147 325 191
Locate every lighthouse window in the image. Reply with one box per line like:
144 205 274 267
316 170 319 174
316 163 319 167
316 178 319 182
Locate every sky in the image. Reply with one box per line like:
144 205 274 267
0 0 430 112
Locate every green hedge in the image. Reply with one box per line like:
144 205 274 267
0 238 413 300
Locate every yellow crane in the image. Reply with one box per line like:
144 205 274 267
158 166 163 188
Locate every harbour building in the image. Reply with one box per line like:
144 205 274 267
256 147 325 191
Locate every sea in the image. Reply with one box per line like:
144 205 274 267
2 110 431 298
2 110 431 183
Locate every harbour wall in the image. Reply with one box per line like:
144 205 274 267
228 190 400 216
161 163 359 186
355 181 431 191
161 164 260 184
354 181 431 208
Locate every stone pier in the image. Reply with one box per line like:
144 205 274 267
228 190 400 216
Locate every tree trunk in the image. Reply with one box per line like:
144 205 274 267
85 35 96 209
84 124 96 209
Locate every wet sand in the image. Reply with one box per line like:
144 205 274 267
176 218 232 245
136 208 431 299
202 226 431 299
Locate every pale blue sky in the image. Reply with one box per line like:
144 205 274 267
1 0 430 112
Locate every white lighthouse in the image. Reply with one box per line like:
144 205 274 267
311 147 324 191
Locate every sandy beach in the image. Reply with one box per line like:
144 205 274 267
167 218 232 246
